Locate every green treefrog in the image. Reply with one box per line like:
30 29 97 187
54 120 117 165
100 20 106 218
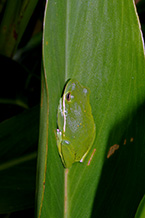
57 79 96 168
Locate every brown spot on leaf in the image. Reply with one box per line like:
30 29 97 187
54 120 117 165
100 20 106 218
87 149 96 166
107 144 119 158
123 139 127 145
130 137 134 142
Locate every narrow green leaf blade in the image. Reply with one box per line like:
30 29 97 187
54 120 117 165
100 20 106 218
36 1 66 217
0 0 38 57
135 195 145 218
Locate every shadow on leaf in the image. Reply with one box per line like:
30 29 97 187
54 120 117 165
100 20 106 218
91 101 145 218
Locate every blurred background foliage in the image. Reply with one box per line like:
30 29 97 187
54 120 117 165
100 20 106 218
0 0 45 217
0 0 144 217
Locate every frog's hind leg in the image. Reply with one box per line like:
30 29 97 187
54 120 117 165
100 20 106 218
61 140 75 168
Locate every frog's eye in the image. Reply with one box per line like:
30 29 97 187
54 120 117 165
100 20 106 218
66 92 71 101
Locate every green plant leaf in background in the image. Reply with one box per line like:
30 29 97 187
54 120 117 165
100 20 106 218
135 195 145 218
37 0 145 218
0 106 39 213
0 0 38 57
0 0 42 217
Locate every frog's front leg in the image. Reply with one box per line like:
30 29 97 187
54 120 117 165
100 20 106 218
57 129 62 154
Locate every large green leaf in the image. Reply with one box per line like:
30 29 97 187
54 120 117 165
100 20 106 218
37 1 145 217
